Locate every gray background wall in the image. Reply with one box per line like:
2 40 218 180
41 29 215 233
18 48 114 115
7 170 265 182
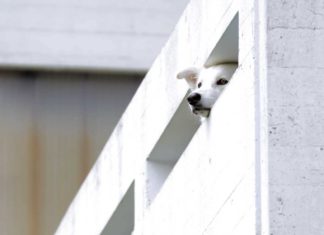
0 71 141 235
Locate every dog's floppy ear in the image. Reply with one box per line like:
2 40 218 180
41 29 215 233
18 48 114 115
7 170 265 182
177 67 199 89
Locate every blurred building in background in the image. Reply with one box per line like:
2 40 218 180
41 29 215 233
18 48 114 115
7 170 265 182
0 0 189 234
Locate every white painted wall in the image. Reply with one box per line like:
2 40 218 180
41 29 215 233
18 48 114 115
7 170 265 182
0 0 189 72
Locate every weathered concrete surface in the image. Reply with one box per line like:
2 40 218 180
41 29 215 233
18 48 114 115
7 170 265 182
241 0 324 234
265 0 324 234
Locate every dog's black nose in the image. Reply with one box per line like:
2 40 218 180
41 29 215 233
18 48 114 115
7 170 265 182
187 93 201 105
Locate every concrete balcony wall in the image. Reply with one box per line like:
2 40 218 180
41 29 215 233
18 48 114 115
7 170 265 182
56 0 324 234
56 0 257 234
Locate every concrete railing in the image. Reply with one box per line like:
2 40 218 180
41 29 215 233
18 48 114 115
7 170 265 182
57 0 324 233
55 0 259 234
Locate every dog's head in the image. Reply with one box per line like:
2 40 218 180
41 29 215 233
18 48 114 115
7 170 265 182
177 64 237 117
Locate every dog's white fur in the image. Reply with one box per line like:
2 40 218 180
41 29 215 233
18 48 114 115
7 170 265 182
177 63 237 117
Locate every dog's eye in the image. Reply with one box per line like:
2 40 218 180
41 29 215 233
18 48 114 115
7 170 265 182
197 82 202 88
216 79 228 85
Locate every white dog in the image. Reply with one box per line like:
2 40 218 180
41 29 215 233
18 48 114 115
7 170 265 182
177 63 237 118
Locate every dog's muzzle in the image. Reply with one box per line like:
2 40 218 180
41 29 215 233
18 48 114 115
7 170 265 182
187 93 211 117
187 92 201 106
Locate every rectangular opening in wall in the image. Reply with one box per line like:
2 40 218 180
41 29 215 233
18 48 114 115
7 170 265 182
101 182 134 235
205 13 238 67
145 99 200 206
145 12 239 207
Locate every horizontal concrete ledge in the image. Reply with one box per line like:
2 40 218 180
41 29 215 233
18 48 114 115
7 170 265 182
0 1 187 72
0 63 148 76
55 0 239 234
